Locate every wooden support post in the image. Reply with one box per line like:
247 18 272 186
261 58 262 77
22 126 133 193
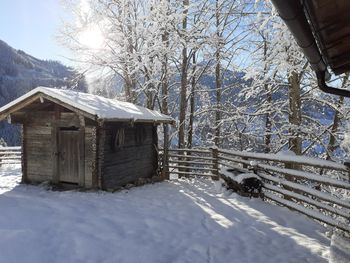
78 115 85 187
242 157 248 169
162 123 169 179
52 105 60 184
91 126 98 189
210 146 219 180
96 121 105 189
21 124 28 183
344 161 350 183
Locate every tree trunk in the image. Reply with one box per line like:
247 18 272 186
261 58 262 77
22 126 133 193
178 0 189 149
214 0 221 147
161 16 170 178
263 37 272 153
285 70 302 184
327 97 343 159
161 48 169 116
288 70 302 156
214 56 222 147
265 86 272 153
326 74 348 160
124 70 136 103
124 5 137 104
187 51 196 148
284 70 302 199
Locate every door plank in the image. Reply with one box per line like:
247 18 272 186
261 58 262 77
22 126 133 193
59 130 79 183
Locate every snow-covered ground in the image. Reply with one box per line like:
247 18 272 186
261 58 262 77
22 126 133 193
0 165 331 263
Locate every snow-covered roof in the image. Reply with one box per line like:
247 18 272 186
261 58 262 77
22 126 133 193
0 87 174 123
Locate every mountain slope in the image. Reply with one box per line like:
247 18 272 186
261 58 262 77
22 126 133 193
0 39 87 145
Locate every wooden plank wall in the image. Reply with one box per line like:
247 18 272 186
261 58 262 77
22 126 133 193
21 125 28 183
96 124 105 189
17 109 96 187
85 126 96 188
26 124 53 182
16 106 160 189
102 123 158 190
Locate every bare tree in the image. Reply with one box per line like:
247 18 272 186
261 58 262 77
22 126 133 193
178 0 189 149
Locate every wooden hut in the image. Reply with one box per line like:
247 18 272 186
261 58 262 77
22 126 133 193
0 87 173 190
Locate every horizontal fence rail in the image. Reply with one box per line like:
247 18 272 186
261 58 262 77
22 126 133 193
0 146 22 165
159 147 350 233
159 148 217 178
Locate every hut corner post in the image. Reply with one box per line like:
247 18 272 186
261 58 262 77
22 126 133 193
96 121 105 189
52 105 60 184
210 146 219 180
162 123 169 180
78 115 85 187
344 161 350 183
21 124 28 183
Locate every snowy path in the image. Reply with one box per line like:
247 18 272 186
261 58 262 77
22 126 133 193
0 165 330 263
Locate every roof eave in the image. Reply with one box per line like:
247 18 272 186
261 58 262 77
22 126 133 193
102 117 175 125
0 91 97 122
271 0 350 97
0 87 174 124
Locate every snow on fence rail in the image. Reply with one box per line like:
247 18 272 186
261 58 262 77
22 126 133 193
0 146 21 165
159 148 217 178
159 147 350 233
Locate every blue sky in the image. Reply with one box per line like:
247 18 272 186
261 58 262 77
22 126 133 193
0 0 72 65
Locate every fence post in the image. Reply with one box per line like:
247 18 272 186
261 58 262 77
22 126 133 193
242 157 248 168
210 146 219 180
344 161 350 183
162 123 169 180
283 162 299 200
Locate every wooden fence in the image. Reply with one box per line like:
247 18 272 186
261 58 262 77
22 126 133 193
0 146 21 165
159 147 350 233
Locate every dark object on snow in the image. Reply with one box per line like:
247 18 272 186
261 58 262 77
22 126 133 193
220 167 263 198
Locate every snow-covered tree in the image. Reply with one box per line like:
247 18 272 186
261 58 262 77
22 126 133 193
58 0 350 159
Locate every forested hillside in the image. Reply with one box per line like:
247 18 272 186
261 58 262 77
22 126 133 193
0 39 87 145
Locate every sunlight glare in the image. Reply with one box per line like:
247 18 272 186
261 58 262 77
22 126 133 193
79 25 104 49
78 0 104 49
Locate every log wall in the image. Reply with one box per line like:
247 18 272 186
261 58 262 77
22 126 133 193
16 109 96 187
25 123 53 182
13 105 160 190
102 123 158 190
85 126 96 188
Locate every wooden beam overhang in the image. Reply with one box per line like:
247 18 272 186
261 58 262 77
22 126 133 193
101 118 175 125
0 94 42 121
0 89 174 125
0 92 98 123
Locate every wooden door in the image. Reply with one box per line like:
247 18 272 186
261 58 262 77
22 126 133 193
58 129 79 183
